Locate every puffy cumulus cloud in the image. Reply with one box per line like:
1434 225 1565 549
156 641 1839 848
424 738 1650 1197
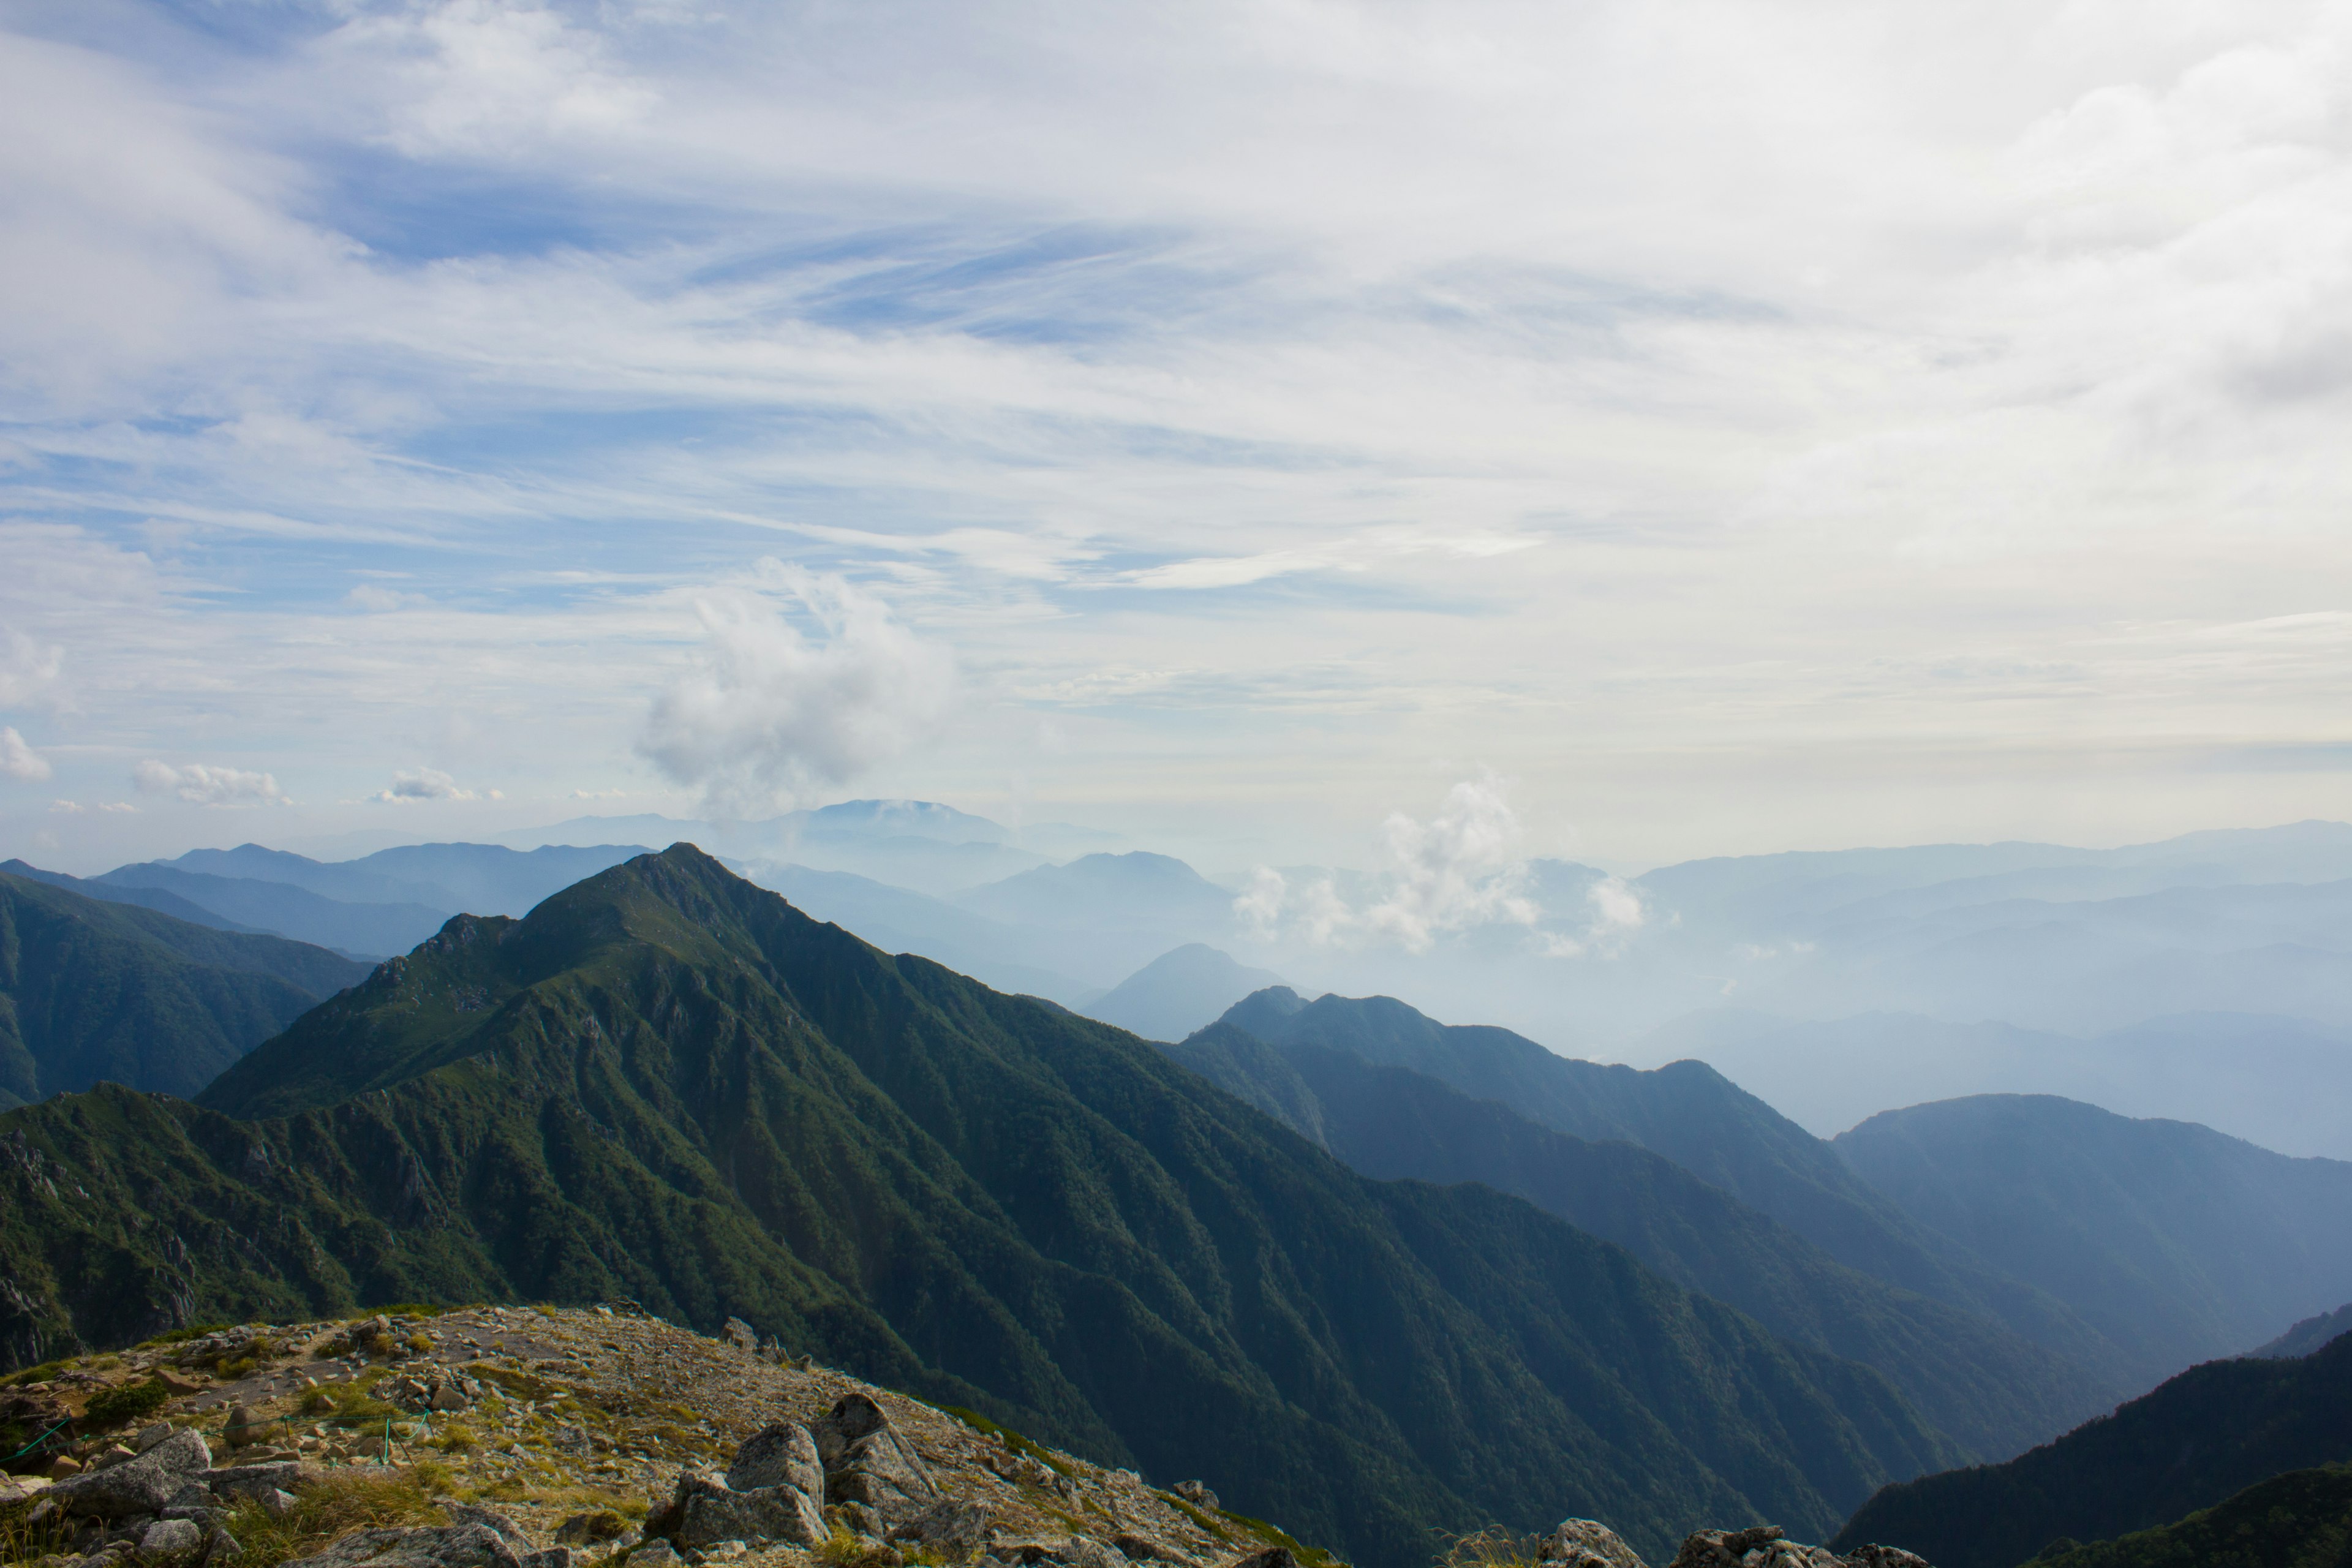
1541 876 1648 959
132 760 290 807
1363 772 1541 952
371 767 499 802
639 565 956 816
0 726 52 781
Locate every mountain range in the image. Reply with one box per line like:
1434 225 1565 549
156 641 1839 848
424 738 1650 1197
0 868 371 1104
2 845 1962 1568
1834 1327 2352 1568
1836 1095 2352 1380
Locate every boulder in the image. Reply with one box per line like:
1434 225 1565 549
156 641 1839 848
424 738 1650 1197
204 1464 321 1501
726 1424 823 1499
719 1319 757 1353
884 1499 993 1555
628 1542 682 1568
281 1525 521 1568
1061 1539 1123 1568
1111 1536 1186 1564
1170 1482 1218 1512
647 1471 827 1551
552 1513 628 1547
519 1552 571 1568
134 1427 178 1455
1840 1551 1929 1568
1542 1521 1649 1568
49 1433 214 1519
810 1396 938 1525
139 1519 205 1560
440 1506 525 1546
1225 1551 1293 1568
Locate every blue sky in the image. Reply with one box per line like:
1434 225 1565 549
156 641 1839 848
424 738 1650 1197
3 0 2351 876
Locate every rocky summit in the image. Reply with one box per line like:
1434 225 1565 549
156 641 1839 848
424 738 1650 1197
0 1307 1940 1568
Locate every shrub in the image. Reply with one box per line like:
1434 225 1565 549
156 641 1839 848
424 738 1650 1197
82 1378 170 1429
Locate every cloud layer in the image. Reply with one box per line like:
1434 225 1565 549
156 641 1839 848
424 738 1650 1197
4 1 2352 867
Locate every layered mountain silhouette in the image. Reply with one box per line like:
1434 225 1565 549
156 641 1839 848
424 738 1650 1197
1210 987 2133 1389
1163 1017 2114 1460
1084 944 1286 1042
1833 1329 2352 1568
3 846 1962 1568
1836 1095 2352 1379
0 869 371 1104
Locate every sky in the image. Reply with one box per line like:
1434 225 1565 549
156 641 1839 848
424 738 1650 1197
3 0 2351 878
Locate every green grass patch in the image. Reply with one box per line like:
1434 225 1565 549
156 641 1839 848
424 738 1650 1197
941 1406 1071 1474
81 1378 171 1429
137 1323 230 1349
0 1360 71 1391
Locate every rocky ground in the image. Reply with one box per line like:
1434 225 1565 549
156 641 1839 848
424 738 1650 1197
1 1306 1934 1568
1 1304 1321 1568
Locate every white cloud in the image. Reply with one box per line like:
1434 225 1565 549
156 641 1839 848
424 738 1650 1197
372 767 497 802
0 628 63 707
639 564 956 815
0 726 50 782
132 760 291 807
1363 772 1542 952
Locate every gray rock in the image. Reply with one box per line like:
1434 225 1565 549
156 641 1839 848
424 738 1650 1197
519 1553 571 1568
719 1319 757 1353
281 1526 520 1568
1224 1553 1293 1568
1542 1521 1649 1568
726 1424 822 1500
134 1427 177 1456
260 1493 297 1520
884 1500 992 1554
1062 1539 1123 1568
1170 1482 1218 1512
810 1396 937 1525
162 1483 214 1514
1672 1531 1785 1568
440 1507 526 1547
138 1520 205 1560
203 1528 244 1565
553 1515 628 1547
628 1544 682 1568
650 1472 826 1551
1841 1551 1930 1568
204 1464 320 1501
1110 1537 1186 1564
51 1434 217 1520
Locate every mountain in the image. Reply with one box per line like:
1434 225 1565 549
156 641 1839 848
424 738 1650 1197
2 858 276 935
2028 1464 2352 1568
1635 1009 2352 1161
1084 945 1286 1042
160 841 652 918
2257 1304 2352 1360
1159 1025 2113 1461
1213 988 2131 1388
952 853 1240 981
2 846 1959 1568
741 861 1092 1004
1834 1096 2352 1379
1831 1329 2352 1568
92 863 451 958
0 869 372 1104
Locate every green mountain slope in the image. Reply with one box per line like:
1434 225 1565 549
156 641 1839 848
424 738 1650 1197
1215 989 2131 1387
5 847 1956 1568
1831 1329 2352 1568
2030 1464 2352 1568
0 869 371 1104
1163 1025 2111 1461
1835 1095 2352 1377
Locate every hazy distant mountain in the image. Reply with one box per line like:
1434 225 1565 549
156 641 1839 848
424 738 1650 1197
1640 1008 2352 1159
3 859 275 935
0 869 370 1102
1163 1022 2114 1460
1084 944 1285 1041
954 852 1238 979
1214 987 2133 1385
1834 1329 2352 1568
92 862 448 958
742 859 1092 1003
2255 1303 2352 1360
1836 1095 2352 1379
5 846 1964 1568
160 843 453 907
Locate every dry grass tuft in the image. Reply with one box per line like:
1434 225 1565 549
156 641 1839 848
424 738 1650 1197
215 1464 460 1568
1434 1526 1544 1568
